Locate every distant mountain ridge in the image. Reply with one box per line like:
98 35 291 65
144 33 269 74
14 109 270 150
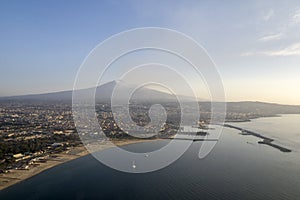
197 101 300 116
0 81 188 102
227 101 300 115
1 81 300 115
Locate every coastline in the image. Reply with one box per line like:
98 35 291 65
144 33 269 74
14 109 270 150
0 115 292 191
0 139 156 191
224 124 292 152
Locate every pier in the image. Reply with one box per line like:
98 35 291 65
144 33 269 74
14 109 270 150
163 138 218 142
224 124 292 153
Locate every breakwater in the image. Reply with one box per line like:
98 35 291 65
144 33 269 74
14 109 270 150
224 124 292 153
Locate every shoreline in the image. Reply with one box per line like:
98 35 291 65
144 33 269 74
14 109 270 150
0 139 156 191
0 115 293 191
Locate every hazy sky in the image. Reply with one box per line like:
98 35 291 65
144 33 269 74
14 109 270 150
1 0 300 104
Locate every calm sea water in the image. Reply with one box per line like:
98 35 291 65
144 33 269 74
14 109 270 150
1 115 300 200
229 114 300 152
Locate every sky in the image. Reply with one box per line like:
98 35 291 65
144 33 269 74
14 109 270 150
0 0 300 104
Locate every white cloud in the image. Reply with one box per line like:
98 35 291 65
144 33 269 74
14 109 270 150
240 52 255 57
261 43 300 56
257 8 300 44
258 33 284 42
263 9 274 21
242 43 300 57
291 9 300 24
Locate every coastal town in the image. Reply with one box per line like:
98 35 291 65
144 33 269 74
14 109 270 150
0 101 78 174
0 100 182 177
0 99 294 190
0 100 264 175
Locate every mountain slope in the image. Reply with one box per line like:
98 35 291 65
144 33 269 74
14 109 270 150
0 81 183 102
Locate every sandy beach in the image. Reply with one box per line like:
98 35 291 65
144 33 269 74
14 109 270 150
0 139 155 191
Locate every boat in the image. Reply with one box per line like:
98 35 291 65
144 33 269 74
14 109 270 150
240 130 250 135
132 161 136 169
196 131 208 136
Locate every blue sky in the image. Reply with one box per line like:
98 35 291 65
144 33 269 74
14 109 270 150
1 0 300 104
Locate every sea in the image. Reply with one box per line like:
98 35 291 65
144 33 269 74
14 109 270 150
0 114 300 200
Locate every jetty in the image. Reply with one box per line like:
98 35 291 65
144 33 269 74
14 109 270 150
161 134 218 142
224 124 292 153
163 138 218 142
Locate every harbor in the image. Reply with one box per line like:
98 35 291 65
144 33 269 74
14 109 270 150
224 124 292 153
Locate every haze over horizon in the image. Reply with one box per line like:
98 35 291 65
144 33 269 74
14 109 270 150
1 1 300 104
0 79 299 107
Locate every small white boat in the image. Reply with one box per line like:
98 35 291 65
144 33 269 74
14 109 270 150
132 161 136 169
